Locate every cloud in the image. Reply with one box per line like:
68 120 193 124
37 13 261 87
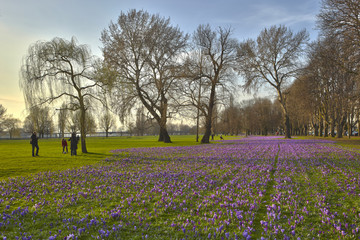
0 97 24 104
213 1 319 41
246 3 315 26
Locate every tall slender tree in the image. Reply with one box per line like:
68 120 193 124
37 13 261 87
100 111 115 137
191 24 238 143
23 106 54 138
0 104 7 133
57 103 68 138
237 25 309 138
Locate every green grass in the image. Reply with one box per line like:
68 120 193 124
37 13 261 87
295 135 360 150
0 135 207 180
4 134 355 181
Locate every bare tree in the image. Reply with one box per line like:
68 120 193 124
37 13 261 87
191 24 238 143
3 118 21 139
23 115 36 134
240 98 282 136
0 105 21 138
0 104 7 133
100 111 115 137
317 0 360 53
287 75 318 136
23 106 54 138
134 106 148 136
237 25 309 138
180 50 209 142
218 95 243 135
20 37 103 153
70 110 97 136
85 112 97 136
304 35 359 138
100 9 188 143
57 103 68 138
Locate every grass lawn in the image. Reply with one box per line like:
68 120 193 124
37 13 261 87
0 135 231 180
2 134 360 239
2 134 358 181
1 134 359 181
295 135 360 150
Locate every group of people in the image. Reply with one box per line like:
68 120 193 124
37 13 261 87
210 133 224 140
62 132 80 156
30 132 80 157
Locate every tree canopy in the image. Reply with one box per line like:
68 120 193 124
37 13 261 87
20 37 102 152
100 9 188 143
237 25 309 138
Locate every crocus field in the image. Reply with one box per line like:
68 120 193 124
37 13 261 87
1 136 360 239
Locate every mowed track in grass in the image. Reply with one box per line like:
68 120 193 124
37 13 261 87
0 135 215 180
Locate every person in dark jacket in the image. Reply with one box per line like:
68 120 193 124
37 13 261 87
69 132 78 156
30 131 39 157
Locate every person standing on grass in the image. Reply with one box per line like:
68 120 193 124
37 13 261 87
69 132 78 156
30 131 39 157
62 138 68 153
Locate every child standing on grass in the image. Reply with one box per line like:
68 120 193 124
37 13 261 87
62 138 68 153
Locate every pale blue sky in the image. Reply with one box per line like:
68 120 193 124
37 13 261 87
0 0 320 119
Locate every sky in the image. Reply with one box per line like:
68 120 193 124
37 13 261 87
0 0 321 120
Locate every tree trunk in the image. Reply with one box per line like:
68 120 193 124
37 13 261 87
314 124 319 136
158 126 171 143
80 106 88 153
196 100 200 142
284 114 291 138
157 97 172 143
319 120 323 137
279 100 291 138
277 89 291 139
357 111 360 137
324 115 329 137
201 84 216 144
348 113 351 139
201 115 211 143
337 115 347 138
330 118 335 137
336 123 343 138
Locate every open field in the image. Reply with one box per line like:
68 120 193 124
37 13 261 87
0 135 207 180
1 135 360 239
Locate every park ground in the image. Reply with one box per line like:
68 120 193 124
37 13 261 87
2 135 360 239
1 134 359 181
0 135 218 180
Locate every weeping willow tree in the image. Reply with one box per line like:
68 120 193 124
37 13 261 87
19 37 102 153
